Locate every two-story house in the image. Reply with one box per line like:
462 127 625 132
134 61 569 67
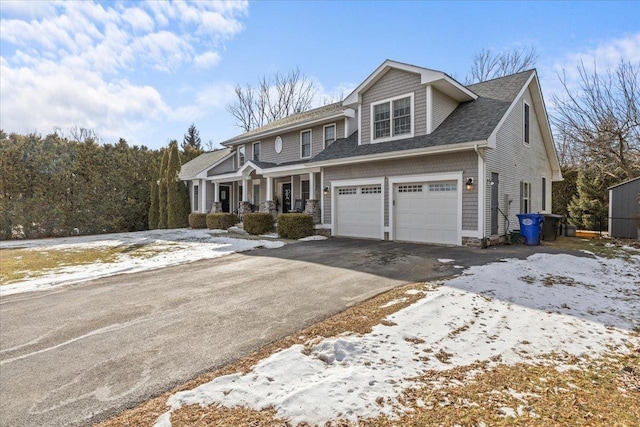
180 60 562 246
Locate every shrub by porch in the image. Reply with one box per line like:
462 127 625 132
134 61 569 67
188 213 207 229
243 213 275 235
206 213 239 230
277 213 314 239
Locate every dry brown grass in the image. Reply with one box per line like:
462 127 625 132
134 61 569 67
95 271 639 427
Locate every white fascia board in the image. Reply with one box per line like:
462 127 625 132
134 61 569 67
192 152 236 179
222 112 349 147
309 140 489 168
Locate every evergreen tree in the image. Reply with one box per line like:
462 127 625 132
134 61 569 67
148 168 160 229
182 123 203 162
157 148 169 229
567 167 612 231
166 141 189 228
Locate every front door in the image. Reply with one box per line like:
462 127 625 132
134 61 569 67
282 183 292 213
490 173 499 235
219 185 230 213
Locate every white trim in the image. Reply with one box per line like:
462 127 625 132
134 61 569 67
330 177 385 240
357 108 362 145
523 100 531 147
476 147 486 239
323 123 337 149
343 118 348 138
370 92 414 143
237 144 246 168
320 170 325 224
252 141 261 161
300 128 312 159
426 85 433 134
608 188 613 236
310 140 487 167
388 172 463 245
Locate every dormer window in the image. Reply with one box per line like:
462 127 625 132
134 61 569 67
324 124 336 148
372 93 414 142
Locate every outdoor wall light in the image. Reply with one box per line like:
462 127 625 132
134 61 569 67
323 186 329 195
465 178 474 191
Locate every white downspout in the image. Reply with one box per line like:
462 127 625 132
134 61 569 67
475 144 486 242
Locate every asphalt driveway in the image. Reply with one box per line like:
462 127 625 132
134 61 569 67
0 237 569 426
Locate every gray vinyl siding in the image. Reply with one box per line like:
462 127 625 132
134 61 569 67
361 69 427 144
322 151 478 230
484 85 553 236
205 181 214 211
431 87 459 131
609 179 640 239
206 156 235 176
249 120 345 165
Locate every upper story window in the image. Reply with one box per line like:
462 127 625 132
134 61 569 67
324 124 336 148
523 102 530 146
238 145 245 167
372 93 414 142
301 129 312 158
253 142 260 161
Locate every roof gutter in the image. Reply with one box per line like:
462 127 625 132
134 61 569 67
309 140 489 168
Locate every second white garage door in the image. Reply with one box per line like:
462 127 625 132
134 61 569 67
335 185 382 239
394 180 459 245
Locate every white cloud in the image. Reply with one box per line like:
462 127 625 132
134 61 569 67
194 51 221 69
0 1 249 144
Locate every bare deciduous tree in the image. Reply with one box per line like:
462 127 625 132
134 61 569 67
52 126 101 143
552 60 640 180
227 67 316 132
466 46 539 84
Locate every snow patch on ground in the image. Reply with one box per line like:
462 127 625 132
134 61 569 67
155 252 639 426
298 235 328 241
438 258 455 263
0 229 284 296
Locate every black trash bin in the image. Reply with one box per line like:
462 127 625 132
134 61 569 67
542 214 563 241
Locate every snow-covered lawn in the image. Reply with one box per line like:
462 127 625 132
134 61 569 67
155 250 640 426
0 229 285 296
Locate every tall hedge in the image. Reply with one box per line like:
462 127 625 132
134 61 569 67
243 212 274 235
148 169 159 229
166 141 189 228
157 149 169 229
277 213 314 239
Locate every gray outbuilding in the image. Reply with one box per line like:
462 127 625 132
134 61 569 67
608 177 640 239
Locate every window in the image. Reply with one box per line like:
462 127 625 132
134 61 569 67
301 180 310 200
372 94 413 141
338 187 357 195
541 177 547 211
238 145 245 167
398 184 422 193
524 102 530 145
520 181 530 213
301 130 311 158
361 186 381 194
193 184 199 211
253 142 260 161
429 183 457 192
324 124 336 148
253 184 260 205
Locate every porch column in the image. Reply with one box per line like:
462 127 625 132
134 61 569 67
242 179 250 202
199 179 206 212
211 181 222 213
266 176 273 201
309 172 316 200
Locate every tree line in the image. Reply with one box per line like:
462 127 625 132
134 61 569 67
0 125 202 240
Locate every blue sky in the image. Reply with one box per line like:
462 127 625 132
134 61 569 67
1 1 638 150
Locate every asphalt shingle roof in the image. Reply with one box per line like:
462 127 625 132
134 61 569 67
222 102 345 145
179 148 232 179
311 70 534 163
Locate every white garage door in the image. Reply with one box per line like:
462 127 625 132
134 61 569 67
394 180 459 245
335 185 382 239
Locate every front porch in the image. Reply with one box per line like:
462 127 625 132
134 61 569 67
190 162 322 224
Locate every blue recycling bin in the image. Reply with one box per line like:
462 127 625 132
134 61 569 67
517 213 545 245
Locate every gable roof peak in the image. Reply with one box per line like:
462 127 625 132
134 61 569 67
343 59 477 106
